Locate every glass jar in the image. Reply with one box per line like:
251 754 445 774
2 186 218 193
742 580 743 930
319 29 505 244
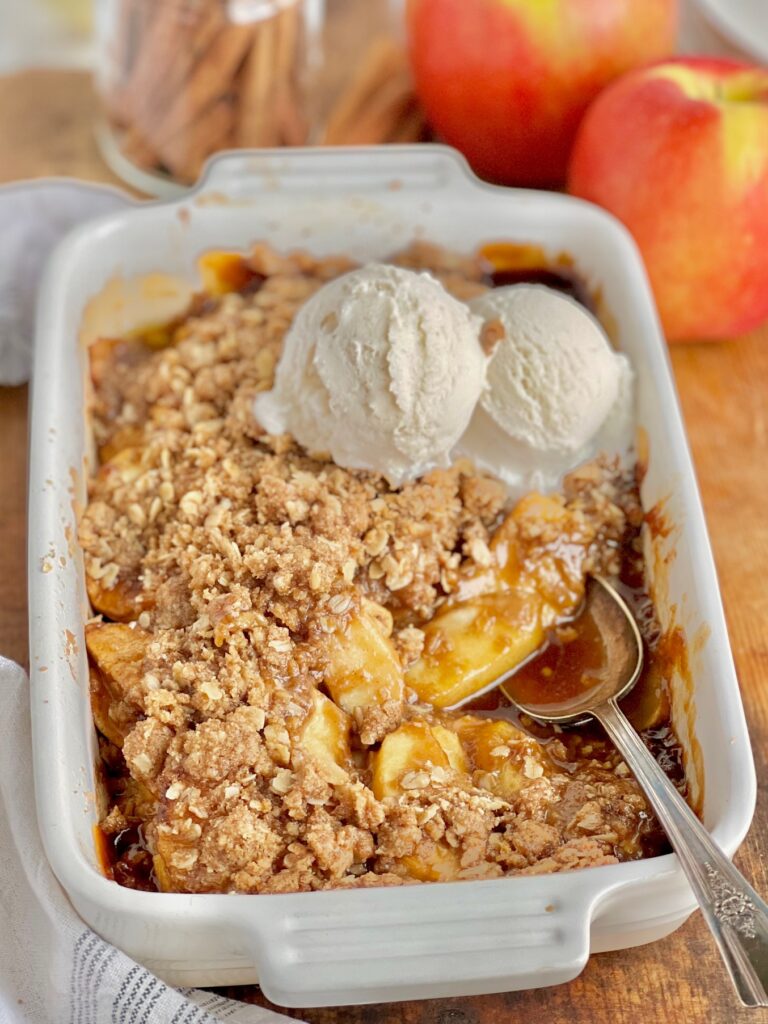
95 0 414 194
95 0 319 192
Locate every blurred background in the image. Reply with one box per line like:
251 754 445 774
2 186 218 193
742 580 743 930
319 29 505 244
0 0 765 343
0 0 92 72
0 0 748 76
0 0 753 188
0 0 749 79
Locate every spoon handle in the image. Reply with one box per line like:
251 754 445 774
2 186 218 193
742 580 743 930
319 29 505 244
593 698 768 1008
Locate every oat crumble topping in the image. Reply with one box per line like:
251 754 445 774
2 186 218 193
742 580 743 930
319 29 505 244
82 242 670 895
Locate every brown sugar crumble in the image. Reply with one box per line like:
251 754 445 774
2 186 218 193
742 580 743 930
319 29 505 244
82 242 684 895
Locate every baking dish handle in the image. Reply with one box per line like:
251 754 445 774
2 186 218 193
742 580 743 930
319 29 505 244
233 878 612 1007
196 144 479 198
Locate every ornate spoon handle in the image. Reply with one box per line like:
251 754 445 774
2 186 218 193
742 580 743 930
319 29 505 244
594 698 768 1008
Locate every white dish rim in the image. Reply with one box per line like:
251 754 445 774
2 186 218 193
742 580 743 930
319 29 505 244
27 144 757 1006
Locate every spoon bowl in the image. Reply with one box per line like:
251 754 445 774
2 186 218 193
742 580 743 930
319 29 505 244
500 575 644 726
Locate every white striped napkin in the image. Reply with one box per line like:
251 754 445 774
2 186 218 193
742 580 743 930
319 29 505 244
0 658 293 1024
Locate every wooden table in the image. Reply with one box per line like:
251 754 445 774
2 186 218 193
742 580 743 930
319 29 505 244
2 70 767 1024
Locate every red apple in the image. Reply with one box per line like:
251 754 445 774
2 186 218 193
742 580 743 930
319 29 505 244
568 58 768 341
406 0 678 187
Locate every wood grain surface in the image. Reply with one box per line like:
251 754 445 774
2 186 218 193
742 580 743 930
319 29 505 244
1 70 767 1023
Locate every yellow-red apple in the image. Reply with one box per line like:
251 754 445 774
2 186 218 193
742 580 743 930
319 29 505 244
568 59 768 341
406 0 678 187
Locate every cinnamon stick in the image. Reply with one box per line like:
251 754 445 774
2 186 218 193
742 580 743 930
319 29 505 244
111 3 214 127
323 38 401 139
236 13 281 146
126 3 225 133
145 21 255 150
387 99 427 143
321 37 423 146
159 96 237 183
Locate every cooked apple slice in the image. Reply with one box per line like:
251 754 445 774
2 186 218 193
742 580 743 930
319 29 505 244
298 689 352 784
371 720 467 800
449 714 548 801
151 832 200 892
406 494 592 708
320 610 405 719
86 623 148 745
494 493 596 614
152 852 173 892
401 844 462 883
406 589 546 709
371 721 466 882
85 447 151 621
448 493 564 603
622 661 670 730
89 666 130 749
198 250 260 295
86 623 147 691
86 572 146 623
98 424 145 463
97 445 146 485
450 715 528 770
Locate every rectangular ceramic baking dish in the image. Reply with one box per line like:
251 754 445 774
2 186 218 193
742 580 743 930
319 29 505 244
28 146 756 1008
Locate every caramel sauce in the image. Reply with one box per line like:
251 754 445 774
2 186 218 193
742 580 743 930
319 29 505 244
207 257 264 295
503 603 618 711
645 500 674 541
97 741 158 890
97 821 156 891
480 241 596 313
488 266 596 314
108 825 157 891
100 828 157 890
93 824 114 879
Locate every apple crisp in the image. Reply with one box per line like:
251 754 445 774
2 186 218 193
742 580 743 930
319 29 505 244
82 242 684 894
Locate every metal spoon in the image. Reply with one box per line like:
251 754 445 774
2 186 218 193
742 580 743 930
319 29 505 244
457 576 768 1007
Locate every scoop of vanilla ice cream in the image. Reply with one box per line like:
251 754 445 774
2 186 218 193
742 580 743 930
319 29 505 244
254 263 486 485
459 285 633 493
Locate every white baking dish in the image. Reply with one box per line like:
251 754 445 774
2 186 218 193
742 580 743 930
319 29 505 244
28 146 756 1008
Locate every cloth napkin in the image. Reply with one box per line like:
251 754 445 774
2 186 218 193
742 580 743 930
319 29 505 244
0 179 135 385
0 181 299 1024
